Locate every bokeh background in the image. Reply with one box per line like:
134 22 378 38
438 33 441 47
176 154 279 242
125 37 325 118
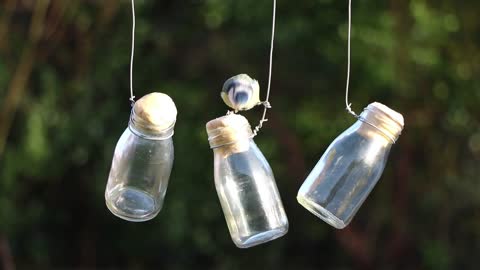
1 0 479 269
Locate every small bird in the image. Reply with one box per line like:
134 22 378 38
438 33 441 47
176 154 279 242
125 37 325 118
221 74 260 112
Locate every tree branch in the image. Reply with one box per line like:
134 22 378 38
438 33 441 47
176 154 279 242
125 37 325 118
0 0 50 158
0 235 14 270
0 0 15 52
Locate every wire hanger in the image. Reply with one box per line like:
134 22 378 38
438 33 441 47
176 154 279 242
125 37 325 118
129 0 136 106
253 0 277 136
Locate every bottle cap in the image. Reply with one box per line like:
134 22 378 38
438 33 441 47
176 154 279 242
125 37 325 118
206 114 252 151
130 92 177 138
359 102 404 143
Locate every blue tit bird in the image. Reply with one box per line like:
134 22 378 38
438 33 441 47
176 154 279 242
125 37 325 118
221 74 261 112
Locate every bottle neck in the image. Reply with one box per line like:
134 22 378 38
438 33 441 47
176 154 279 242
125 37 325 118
355 121 393 147
357 105 403 144
206 114 253 149
206 114 254 158
208 126 252 149
213 137 252 158
208 123 253 158
129 109 175 140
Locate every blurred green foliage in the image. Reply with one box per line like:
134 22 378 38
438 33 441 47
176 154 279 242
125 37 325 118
0 0 479 269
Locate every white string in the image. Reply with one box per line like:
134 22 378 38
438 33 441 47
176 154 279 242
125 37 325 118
253 0 276 136
345 0 358 117
343 1 397 142
129 0 136 105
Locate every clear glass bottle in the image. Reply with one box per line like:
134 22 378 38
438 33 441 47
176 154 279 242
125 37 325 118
297 102 404 229
206 114 288 248
105 93 177 222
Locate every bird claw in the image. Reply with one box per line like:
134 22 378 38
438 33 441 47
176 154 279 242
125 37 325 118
258 101 271 109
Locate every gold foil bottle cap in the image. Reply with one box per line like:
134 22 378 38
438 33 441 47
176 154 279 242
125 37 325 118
130 92 177 138
206 114 252 155
359 102 404 143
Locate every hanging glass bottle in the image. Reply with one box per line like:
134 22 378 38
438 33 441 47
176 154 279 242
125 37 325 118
206 114 288 248
297 102 404 229
105 92 177 222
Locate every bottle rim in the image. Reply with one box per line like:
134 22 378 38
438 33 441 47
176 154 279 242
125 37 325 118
206 114 253 149
357 116 397 144
358 102 404 144
129 108 175 140
208 128 254 149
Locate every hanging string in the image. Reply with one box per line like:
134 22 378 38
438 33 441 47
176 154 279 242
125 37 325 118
344 0 358 118
253 0 276 136
343 1 398 143
129 0 136 106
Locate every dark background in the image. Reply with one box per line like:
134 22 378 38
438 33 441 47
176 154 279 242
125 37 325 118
1 0 479 269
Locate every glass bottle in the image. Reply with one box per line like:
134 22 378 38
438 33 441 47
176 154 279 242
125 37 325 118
206 114 288 248
297 102 404 229
105 92 177 222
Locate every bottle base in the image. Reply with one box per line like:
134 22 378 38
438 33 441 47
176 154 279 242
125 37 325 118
297 195 347 229
105 187 160 222
234 226 288 249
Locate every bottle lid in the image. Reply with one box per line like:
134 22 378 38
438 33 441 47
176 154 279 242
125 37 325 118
206 114 253 149
130 92 177 138
359 102 404 143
